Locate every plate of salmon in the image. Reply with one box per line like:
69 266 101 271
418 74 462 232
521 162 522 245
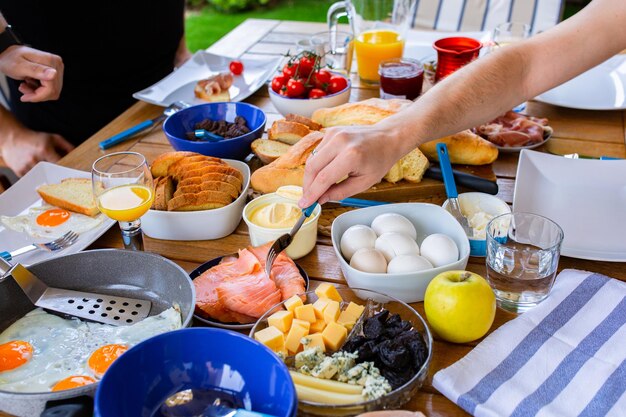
191 242 310 330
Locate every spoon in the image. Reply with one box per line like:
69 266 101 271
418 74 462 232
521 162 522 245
194 129 224 142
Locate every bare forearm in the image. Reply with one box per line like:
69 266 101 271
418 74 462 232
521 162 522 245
0 105 25 145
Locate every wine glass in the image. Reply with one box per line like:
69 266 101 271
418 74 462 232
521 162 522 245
92 152 154 251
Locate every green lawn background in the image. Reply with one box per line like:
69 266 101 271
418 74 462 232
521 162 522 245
185 0 587 53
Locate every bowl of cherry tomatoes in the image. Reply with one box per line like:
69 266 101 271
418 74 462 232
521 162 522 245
268 51 351 118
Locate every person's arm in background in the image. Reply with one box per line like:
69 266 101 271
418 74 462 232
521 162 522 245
0 11 73 176
173 11 191 69
0 12 64 102
300 0 626 207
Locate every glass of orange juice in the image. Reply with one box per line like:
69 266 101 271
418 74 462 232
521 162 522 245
328 0 418 84
92 152 154 251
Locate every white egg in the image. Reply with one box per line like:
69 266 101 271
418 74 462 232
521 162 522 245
0 307 181 393
420 233 459 268
1 205 104 239
387 255 433 274
374 232 420 262
340 225 377 261
350 248 387 273
370 213 417 239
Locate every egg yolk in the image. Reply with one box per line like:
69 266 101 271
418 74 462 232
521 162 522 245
0 340 33 372
36 208 70 227
52 375 97 391
88 344 128 378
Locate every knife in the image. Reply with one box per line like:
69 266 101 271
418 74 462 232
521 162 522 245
424 164 499 195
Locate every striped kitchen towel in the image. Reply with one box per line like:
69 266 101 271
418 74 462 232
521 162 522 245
433 269 626 417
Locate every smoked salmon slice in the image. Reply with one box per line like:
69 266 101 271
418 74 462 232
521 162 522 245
248 243 306 300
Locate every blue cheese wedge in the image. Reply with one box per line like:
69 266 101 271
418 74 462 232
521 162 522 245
295 347 325 371
363 374 392 400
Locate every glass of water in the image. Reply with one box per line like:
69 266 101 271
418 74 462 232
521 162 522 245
486 212 563 313
296 31 354 75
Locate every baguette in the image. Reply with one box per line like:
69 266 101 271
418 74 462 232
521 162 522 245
167 190 233 211
37 178 102 217
268 120 311 145
419 130 499 165
251 139 292 164
311 98 412 127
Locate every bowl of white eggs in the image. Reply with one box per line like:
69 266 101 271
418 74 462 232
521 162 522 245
331 203 470 303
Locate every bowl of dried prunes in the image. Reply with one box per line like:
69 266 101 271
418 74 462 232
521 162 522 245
163 102 267 160
250 286 433 416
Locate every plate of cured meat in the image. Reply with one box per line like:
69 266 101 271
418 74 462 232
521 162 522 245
133 50 282 107
473 111 553 153
191 242 310 330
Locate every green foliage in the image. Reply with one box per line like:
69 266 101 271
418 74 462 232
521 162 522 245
188 0 271 13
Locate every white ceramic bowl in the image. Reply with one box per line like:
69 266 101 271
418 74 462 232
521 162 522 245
442 192 511 257
141 160 250 241
331 203 470 303
243 193 321 259
268 74 351 118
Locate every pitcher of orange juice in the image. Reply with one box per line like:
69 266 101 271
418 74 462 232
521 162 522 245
328 0 418 83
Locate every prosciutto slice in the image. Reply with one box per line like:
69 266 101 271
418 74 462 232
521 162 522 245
475 111 549 147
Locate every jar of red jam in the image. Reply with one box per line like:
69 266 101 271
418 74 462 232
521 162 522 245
378 58 424 100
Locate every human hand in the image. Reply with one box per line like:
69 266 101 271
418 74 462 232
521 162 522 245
299 124 405 207
0 45 64 102
1 129 74 176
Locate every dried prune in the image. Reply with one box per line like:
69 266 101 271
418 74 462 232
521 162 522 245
383 314 412 338
375 339 411 369
342 335 366 354
363 310 389 340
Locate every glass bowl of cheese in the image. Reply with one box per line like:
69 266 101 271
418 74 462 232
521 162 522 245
249 284 433 416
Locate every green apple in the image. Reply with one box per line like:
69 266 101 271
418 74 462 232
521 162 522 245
424 270 495 343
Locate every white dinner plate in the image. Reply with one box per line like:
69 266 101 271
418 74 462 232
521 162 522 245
133 51 282 107
0 162 115 266
513 150 626 262
535 55 626 110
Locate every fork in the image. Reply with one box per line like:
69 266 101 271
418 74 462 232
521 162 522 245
265 203 318 277
0 231 79 261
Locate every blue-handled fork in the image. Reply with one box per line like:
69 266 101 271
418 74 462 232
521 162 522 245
0 231 79 261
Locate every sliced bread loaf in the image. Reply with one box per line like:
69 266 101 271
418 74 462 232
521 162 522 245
167 190 233 211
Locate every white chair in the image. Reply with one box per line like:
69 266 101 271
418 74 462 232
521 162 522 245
411 0 566 34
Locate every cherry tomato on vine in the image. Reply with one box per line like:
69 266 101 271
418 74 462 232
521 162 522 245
328 75 348 94
283 62 299 79
286 78 306 97
229 60 244 75
313 69 332 90
298 55 316 77
308 88 327 99
271 75 288 93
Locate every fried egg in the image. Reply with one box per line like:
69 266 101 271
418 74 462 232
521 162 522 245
0 307 181 392
1 205 104 239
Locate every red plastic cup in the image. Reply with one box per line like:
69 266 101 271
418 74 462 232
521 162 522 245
433 37 482 81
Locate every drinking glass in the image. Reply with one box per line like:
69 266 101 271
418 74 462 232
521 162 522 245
328 0 418 84
492 22 531 49
92 152 154 251
433 37 482 82
296 31 355 74
486 212 563 313
379 57 424 100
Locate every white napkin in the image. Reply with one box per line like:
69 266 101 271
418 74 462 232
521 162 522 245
433 269 626 417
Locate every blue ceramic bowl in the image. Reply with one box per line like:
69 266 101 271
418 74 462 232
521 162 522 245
94 328 297 417
163 102 267 161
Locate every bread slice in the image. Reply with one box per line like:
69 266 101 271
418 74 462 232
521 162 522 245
400 148 429 183
251 139 292 164
174 181 239 199
167 155 223 173
152 176 176 210
37 178 102 217
285 114 322 131
268 120 311 145
168 161 226 180
151 151 200 178
384 161 403 183
180 164 243 183
178 173 242 192
311 98 412 127
167 190 233 211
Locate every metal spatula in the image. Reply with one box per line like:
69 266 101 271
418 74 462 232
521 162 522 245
0 258 151 326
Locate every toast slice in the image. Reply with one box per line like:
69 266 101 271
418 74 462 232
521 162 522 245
178 173 242 192
268 120 311 145
151 151 199 178
167 190 233 211
285 114 322 131
180 164 243 183
37 178 102 217
152 176 176 210
251 139 292 164
168 161 226 180
174 180 239 199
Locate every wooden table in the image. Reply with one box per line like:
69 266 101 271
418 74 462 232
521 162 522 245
56 19 626 417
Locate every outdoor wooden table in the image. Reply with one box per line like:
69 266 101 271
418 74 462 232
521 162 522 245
56 19 626 417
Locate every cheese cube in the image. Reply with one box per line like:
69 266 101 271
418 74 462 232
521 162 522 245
309 318 327 334
304 333 326 352
315 283 343 302
292 318 311 332
312 298 331 319
323 300 341 324
343 302 365 321
322 321 348 351
295 304 316 323
254 326 285 352
285 323 309 353
337 311 356 331
267 310 293 333
284 295 304 313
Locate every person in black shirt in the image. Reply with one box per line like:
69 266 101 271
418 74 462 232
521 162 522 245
0 0 190 176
